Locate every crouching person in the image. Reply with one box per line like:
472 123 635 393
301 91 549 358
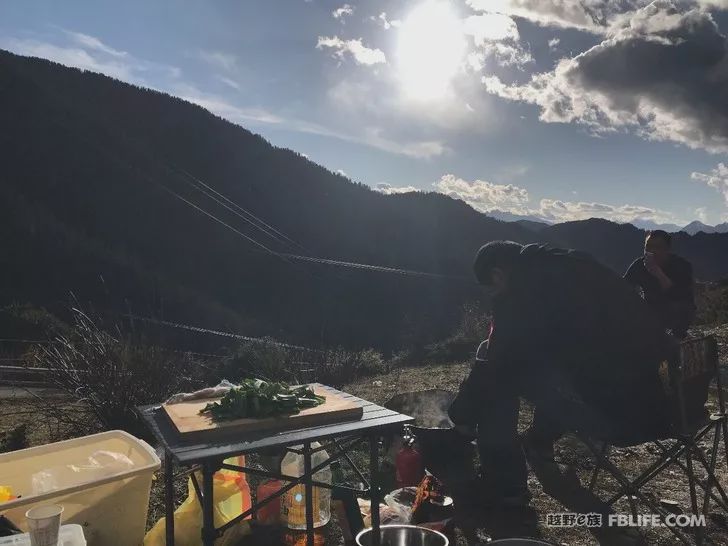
449 241 674 508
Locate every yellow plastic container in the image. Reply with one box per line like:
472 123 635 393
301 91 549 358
0 430 160 546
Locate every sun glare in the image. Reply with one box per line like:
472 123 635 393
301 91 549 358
397 1 466 101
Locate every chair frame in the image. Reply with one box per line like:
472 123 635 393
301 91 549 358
582 335 727 545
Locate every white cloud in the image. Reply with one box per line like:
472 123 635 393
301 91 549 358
698 0 728 8
466 0 656 33
177 86 285 125
372 12 402 30
467 0 728 33
434 174 531 213
198 50 237 73
461 12 531 69
361 131 447 158
536 199 674 223
482 42 533 67
3 37 135 81
375 183 418 194
336 169 348 176
1 34 184 84
464 13 520 44
691 163 728 206
316 36 386 65
216 75 241 90
548 37 561 49
332 4 354 20
432 174 680 223
483 1 728 153
694 206 709 223
66 31 128 58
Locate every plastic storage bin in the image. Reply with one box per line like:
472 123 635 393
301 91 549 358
0 524 86 546
0 431 160 546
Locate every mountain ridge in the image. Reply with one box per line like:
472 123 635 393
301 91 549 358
2 48 728 350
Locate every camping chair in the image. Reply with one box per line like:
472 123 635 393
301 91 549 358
580 335 727 545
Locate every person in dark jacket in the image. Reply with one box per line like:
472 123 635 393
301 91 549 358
448 241 674 507
624 230 695 339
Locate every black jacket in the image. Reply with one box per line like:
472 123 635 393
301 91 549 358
624 254 694 307
452 245 673 439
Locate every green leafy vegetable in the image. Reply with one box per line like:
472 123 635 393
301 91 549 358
200 379 326 421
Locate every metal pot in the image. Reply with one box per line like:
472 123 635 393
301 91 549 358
408 426 477 485
488 538 553 546
356 524 449 546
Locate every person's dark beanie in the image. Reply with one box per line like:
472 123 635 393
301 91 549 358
473 241 523 285
647 229 672 246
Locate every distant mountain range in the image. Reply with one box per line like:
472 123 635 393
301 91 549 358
489 212 728 236
681 221 728 235
2 49 728 351
628 218 685 233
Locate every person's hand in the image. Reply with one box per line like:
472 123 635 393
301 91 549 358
643 252 661 277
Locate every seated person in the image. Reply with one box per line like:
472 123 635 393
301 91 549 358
448 242 674 507
624 230 695 339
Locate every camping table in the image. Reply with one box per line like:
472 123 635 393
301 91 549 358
138 384 413 546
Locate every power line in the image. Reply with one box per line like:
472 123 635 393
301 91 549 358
279 253 469 281
126 314 324 353
160 177 469 282
175 167 307 253
158 183 285 261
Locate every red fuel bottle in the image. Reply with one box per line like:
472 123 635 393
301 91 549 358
395 436 425 488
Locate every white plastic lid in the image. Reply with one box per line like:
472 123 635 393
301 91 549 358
0 524 86 546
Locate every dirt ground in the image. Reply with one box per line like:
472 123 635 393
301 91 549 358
3 326 728 545
339 327 728 546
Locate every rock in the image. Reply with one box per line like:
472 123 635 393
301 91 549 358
659 499 683 514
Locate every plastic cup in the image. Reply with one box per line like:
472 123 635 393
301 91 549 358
26 504 64 546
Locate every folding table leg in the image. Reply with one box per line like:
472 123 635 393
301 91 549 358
201 462 216 546
303 443 315 546
164 450 175 546
369 435 381 546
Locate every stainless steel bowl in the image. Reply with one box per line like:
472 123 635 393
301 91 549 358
356 525 449 546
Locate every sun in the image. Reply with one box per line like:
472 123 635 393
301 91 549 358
397 0 466 101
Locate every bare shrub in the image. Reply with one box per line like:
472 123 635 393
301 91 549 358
217 341 387 387
34 308 204 439
318 347 388 385
219 340 291 382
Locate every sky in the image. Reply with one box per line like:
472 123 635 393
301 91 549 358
2 0 728 227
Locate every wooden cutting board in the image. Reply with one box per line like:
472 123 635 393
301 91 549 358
162 385 363 441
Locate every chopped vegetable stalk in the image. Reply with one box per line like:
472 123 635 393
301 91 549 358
200 379 326 420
